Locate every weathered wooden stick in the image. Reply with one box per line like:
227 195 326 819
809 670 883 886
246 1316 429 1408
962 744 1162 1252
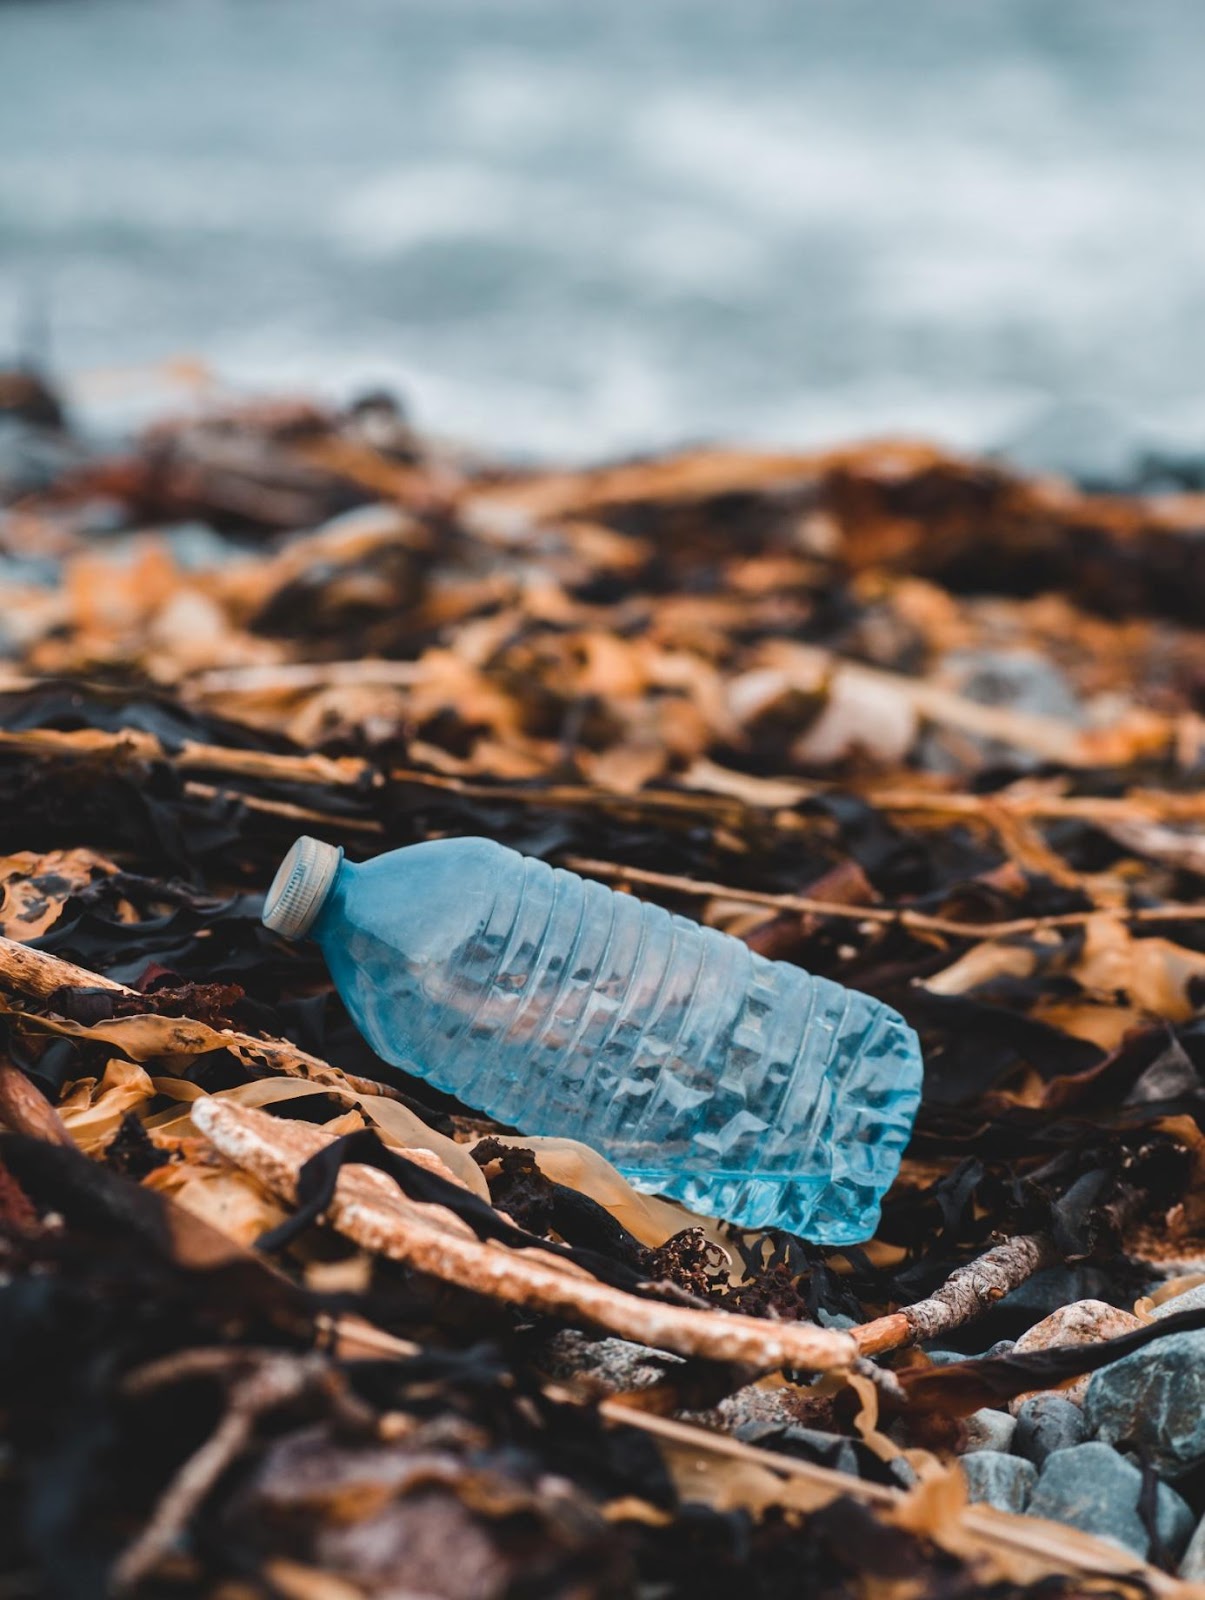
852 1232 1060 1356
193 1095 859 1378
112 1352 338 1592
0 934 129 997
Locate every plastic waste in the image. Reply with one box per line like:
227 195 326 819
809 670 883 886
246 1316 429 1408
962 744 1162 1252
263 835 923 1243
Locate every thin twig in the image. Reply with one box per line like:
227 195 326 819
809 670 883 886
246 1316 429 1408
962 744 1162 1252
565 855 1205 941
10 718 1205 833
113 1352 331 1591
182 779 384 834
113 1402 254 1590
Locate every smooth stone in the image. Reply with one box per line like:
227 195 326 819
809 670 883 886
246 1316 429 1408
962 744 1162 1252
1180 1516 1205 1582
923 1349 972 1366
1012 1395 1088 1465
1084 1330 1205 1478
960 1451 1035 1515
963 1409 1017 1455
816 1309 858 1330
1028 1443 1194 1560
985 1339 1017 1359
946 648 1083 723
997 1267 1127 1319
1009 1299 1145 1411
1149 1282 1205 1320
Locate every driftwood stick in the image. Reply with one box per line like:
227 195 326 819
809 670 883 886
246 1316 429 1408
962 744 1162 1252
11 718 1205 826
0 935 130 998
182 780 384 834
112 1404 254 1590
193 1096 859 1377
852 1232 1060 1357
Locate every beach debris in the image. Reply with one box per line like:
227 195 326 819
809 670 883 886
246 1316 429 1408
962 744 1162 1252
2 390 1205 1593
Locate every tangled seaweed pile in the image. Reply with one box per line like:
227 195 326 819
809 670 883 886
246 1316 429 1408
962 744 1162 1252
4 385 1205 1597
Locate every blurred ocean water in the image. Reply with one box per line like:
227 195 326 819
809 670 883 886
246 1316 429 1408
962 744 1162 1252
2 0 1205 465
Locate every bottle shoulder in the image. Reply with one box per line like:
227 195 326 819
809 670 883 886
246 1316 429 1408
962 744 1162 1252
321 836 520 959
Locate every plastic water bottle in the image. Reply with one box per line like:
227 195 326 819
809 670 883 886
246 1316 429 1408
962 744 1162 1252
263 836 923 1243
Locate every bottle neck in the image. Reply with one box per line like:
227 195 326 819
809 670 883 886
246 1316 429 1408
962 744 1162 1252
309 858 348 943
262 836 344 940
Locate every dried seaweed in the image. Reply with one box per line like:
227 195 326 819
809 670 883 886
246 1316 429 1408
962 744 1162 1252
2 388 1205 1595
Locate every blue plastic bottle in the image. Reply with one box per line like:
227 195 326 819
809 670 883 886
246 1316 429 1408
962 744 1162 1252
263 836 922 1243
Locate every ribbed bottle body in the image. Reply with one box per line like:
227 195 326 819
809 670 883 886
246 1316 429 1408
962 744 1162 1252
314 838 922 1243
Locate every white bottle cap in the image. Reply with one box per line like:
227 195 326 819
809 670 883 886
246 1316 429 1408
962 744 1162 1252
262 836 343 940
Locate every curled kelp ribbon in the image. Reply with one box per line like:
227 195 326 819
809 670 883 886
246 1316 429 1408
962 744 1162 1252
895 1303 1205 1417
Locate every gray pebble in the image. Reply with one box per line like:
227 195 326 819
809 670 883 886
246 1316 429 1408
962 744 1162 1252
996 1267 1116 1318
1028 1443 1194 1560
734 1422 859 1478
1012 1395 1087 1465
985 1339 1017 1359
816 1309 857 1330
1150 1283 1205 1321
963 1408 1017 1455
922 1349 971 1366
1084 1329 1205 1478
960 1451 1035 1514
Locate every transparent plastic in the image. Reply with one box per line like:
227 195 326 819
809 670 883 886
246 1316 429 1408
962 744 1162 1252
297 836 923 1243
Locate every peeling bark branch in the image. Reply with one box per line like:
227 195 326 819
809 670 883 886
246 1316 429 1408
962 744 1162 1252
853 1233 1060 1357
0 935 128 998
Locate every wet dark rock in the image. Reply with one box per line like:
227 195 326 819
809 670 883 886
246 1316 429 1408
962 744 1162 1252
1084 1330 1205 1479
1012 1395 1087 1465
734 1422 859 1478
1027 1443 1193 1560
960 1451 1034 1514
993 1266 1146 1328
1180 1515 1205 1582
